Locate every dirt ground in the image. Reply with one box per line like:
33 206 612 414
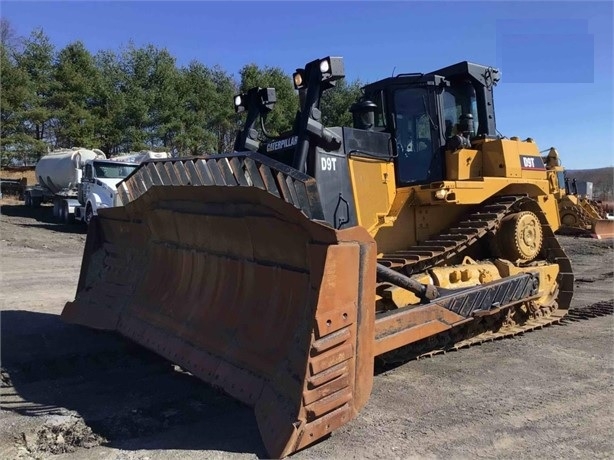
1 198 613 460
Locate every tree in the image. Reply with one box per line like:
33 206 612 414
0 42 33 165
17 28 55 157
320 78 363 127
0 18 23 55
176 61 215 155
148 48 182 152
176 62 237 155
51 41 100 148
210 66 238 152
118 43 153 150
118 43 182 152
92 50 127 155
0 23 369 162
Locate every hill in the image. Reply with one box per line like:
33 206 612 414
566 167 613 201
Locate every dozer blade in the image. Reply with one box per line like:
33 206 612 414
592 219 614 239
62 154 377 458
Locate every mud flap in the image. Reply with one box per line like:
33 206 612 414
62 185 376 458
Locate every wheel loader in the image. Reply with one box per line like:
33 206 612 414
62 56 574 457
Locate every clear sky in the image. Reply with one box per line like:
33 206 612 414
2 0 613 169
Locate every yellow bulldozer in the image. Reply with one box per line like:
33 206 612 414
556 176 614 239
62 57 574 457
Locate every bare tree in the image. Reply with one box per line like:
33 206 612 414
0 18 23 56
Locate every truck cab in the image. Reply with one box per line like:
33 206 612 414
76 159 140 224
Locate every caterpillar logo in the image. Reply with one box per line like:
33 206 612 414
266 136 298 152
520 155 546 170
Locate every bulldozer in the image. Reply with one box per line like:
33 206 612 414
556 177 614 239
62 56 574 457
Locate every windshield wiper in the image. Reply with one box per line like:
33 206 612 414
422 95 438 131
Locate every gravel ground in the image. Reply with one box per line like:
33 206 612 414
1 199 613 460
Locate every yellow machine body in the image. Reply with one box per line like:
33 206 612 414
349 137 564 252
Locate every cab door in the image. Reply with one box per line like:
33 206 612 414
387 84 443 185
78 163 94 205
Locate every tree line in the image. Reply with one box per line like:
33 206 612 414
0 20 362 165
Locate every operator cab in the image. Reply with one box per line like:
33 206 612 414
361 62 500 186
232 58 502 229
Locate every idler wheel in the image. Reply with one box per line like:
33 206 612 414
497 211 543 263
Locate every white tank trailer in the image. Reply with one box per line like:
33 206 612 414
24 147 160 225
34 148 105 195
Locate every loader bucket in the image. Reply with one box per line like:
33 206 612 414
592 219 614 239
62 154 377 458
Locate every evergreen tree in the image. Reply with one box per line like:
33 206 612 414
118 43 182 152
93 50 127 155
0 42 32 165
17 28 55 158
320 78 363 127
51 41 99 148
0 24 367 161
149 48 182 152
210 65 238 152
177 62 237 155
120 44 152 150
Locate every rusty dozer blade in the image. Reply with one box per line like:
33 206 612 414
592 219 614 239
62 153 377 458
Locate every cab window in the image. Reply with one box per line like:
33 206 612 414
442 82 478 138
393 87 434 184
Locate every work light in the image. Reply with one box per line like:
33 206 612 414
293 70 305 89
233 94 245 113
318 56 344 82
233 88 277 114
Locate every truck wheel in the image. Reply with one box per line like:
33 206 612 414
85 204 94 225
61 202 68 223
32 196 42 208
62 201 74 224
24 192 32 207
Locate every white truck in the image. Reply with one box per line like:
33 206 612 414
24 147 169 224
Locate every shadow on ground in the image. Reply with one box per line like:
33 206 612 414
1 203 86 234
1 309 267 457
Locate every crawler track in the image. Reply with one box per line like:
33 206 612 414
380 194 573 306
379 195 525 273
377 302 562 366
378 299 613 367
378 195 573 307
376 195 574 365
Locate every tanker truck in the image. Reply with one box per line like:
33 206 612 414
23 147 168 224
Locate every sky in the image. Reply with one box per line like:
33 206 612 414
1 0 613 169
